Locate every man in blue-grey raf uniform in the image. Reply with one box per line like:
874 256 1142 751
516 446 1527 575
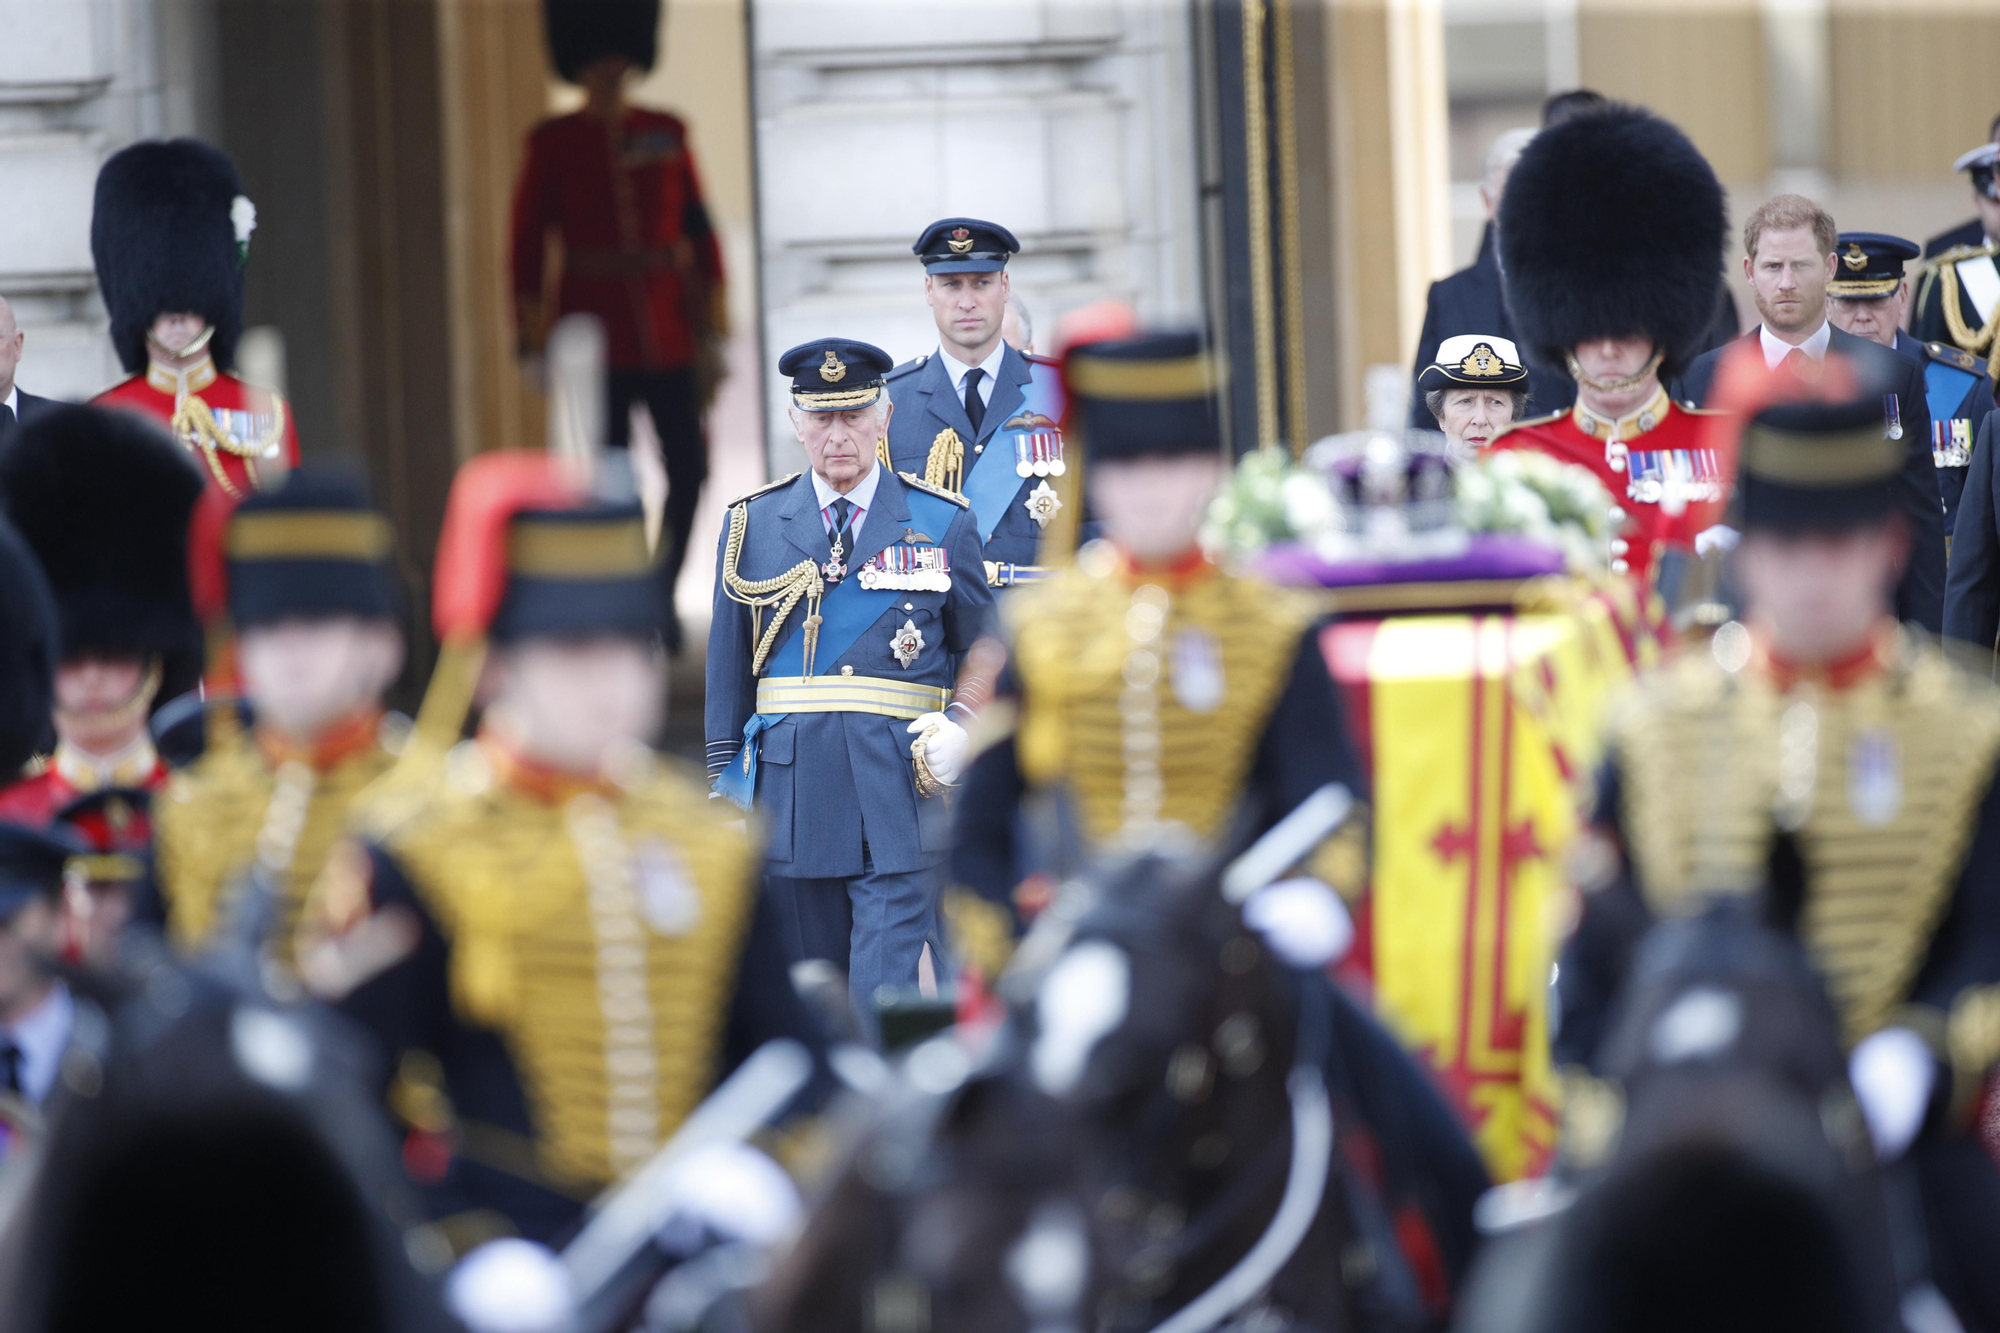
1825 231 1995 534
886 218 1074 591
707 338 993 1027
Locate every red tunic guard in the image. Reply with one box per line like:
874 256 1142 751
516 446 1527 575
93 355 300 498
1489 387 1726 584
509 107 724 372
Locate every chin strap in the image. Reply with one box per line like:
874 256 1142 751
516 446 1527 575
1566 347 1665 395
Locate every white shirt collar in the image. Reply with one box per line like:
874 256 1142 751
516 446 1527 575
809 459 883 527
936 341 1007 402
1759 319 1832 368
6 981 73 1107
2 385 16 416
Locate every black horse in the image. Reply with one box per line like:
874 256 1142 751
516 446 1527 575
757 850 1488 1333
1457 904 1907 1333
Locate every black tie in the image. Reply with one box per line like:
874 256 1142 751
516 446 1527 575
0 1041 21 1096
829 497 854 542
0 403 14 435
962 367 986 435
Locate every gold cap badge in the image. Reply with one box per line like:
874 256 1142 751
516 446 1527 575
947 227 974 255
1843 243 1869 272
820 350 847 382
1460 342 1504 377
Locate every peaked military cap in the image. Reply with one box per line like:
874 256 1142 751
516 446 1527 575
1739 365 1904 534
913 217 1019 275
1826 233 1920 299
1418 334 1528 392
1953 141 1999 201
779 338 893 412
0 822 81 918
1062 331 1224 462
217 467 398 629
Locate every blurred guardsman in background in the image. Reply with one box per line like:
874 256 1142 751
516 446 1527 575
301 451 826 1248
154 469 405 957
887 219 1073 591
1912 135 2000 362
1488 106 1731 591
709 339 990 1029
0 409 202 835
1555 349 2000 1329
951 331 1367 949
1825 231 1994 536
87 140 299 498
510 0 725 651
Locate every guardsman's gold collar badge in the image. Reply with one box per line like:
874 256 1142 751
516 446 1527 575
820 350 847 382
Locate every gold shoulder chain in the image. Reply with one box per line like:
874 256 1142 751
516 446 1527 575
170 391 288 498
1938 260 2000 356
720 501 824 676
925 427 966 496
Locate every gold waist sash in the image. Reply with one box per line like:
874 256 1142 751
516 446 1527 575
755 675 948 721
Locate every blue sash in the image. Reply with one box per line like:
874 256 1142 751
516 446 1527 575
1925 359 1976 432
963 358 1067 543
716 485 959 810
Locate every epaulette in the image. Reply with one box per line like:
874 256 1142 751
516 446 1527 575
1920 243 1997 272
1491 408 1567 441
1677 403 1730 416
885 356 928 382
898 472 972 507
1926 342 1987 376
728 472 800 506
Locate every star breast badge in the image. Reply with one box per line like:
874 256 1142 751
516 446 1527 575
890 619 925 668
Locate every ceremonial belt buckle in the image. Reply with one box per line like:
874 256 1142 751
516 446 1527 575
754 675 949 721
984 561 1053 588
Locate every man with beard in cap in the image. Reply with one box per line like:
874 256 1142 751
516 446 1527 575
87 139 299 498
300 451 827 1251
1486 106 1735 593
0 409 202 848
510 0 724 651
153 469 406 960
1552 349 2000 1328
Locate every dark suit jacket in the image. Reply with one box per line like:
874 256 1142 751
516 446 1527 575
1406 247 1576 429
1945 412 2000 651
0 389 56 442
1680 325 1946 633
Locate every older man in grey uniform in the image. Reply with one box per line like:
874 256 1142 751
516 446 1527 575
707 338 993 1024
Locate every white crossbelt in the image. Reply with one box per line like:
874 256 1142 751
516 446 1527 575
1957 254 2000 326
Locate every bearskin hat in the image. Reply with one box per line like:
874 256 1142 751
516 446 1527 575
0 406 204 680
543 0 660 83
90 139 248 375
0 517 57 782
1498 105 1727 379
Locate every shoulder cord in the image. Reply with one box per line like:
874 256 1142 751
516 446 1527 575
925 427 966 497
719 501 824 676
1937 260 2000 356
170 391 288 498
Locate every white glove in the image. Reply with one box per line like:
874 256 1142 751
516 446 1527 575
907 712 970 787
446 1238 576 1333
660 1141 803 1247
1694 524 1740 557
1849 1026 1936 1161
1243 877 1354 970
